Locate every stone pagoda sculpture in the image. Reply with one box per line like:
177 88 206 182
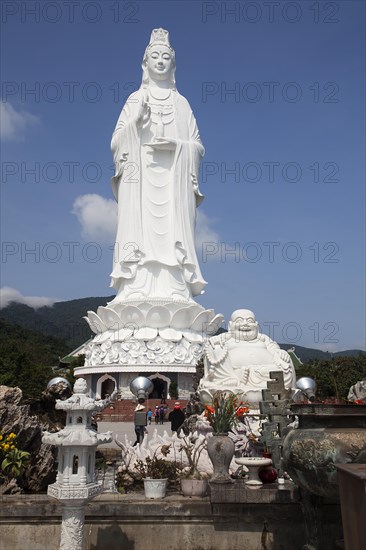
198 309 296 404
43 378 112 550
78 29 223 398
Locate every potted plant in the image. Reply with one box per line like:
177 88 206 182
178 432 209 497
135 444 178 499
205 391 249 483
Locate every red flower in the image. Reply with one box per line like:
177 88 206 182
236 406 249 416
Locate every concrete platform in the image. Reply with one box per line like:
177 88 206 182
0 484 343 550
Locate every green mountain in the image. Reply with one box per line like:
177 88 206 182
0 296 114 350
1 296 365 360
280 345 365 363
0 319 71 398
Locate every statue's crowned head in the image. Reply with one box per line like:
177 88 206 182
142 28 176 89
228 309 259 341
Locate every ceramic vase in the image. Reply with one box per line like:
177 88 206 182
207 433 235 483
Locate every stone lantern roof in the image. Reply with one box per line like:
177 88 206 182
43 377 112 447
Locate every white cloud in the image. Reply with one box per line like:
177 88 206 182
0 287 58 309
195 209 220 261
72 195 219 255
72 194 117 242
0 102 40 141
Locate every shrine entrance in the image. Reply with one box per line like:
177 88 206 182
149 374 169 399
100 377 115 399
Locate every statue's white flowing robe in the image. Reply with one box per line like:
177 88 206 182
110 89 206 301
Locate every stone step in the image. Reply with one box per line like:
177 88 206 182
97 398 188 422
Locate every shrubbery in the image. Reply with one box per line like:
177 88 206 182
296 354 366 401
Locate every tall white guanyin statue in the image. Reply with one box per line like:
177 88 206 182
83 30 223 370
198 309 297 404
110 28 205 302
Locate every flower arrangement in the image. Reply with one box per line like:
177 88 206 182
205 391 249 434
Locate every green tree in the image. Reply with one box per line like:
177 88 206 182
296 354 366 401
169 380 178 399
0 320 70 398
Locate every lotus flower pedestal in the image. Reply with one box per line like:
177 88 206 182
77 300 224 399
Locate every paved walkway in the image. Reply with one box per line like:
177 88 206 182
97 421 174 448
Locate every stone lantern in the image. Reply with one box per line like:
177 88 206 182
43 378 112 550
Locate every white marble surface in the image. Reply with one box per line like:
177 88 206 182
83 29 223 370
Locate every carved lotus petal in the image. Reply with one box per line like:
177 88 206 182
161 301 180 315
97 306 123 331
119 353 130 365
173 345 187 362
190 310 214 332
205 314 225 335
170 306 197 329
84 316 96 334
162 352 174 364
121 305 144 328
122 339 142 352
182 329 204 343
86 311 106 334
146 336 168 354
159 327 182 341
109 304 128 320
111 327 134 342
134 327 158 340
93 330 114 344
146 306 171 328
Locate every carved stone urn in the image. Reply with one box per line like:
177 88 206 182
282 404 366 500
207 434 235 483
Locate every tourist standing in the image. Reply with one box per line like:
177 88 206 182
169 402 185 433
133 403 148 446
154 406 160 425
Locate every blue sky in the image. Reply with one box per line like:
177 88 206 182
1 0 365 351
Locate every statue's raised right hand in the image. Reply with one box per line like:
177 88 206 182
135 90 150 127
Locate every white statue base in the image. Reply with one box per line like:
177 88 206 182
83 299 223 369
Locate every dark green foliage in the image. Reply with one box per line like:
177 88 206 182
280 345 365 363
0 320 70 399
296 354 366 401
169 380 178 399
0 296 114 349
